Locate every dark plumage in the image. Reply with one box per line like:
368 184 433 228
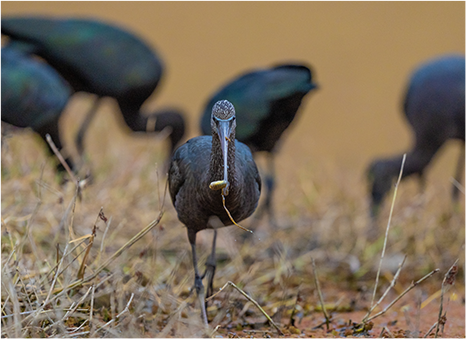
1 46 73 172
2 16 186 168
200 64 317 223
367 55 465 218
169 100 261 325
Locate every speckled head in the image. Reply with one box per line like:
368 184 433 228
211 99 237 139
212 99 235 120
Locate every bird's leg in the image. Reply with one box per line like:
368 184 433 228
263 152 277 226
452 144 465 203
202 229 217 300
188 229 209 327
75 97 101 160
252 153 277 227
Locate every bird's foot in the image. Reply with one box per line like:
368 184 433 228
201 261 216 300
193 274 209 327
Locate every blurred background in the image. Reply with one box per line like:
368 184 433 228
1 3 464 336
2 2 464 179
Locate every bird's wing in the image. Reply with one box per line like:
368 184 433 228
168 145 187 207
201 65 316 140
236 142 261 193
168 136 211 206
1 47 71 129
1 16 162 94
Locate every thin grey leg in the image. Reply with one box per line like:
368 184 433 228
75 97 101 158
188 229 208 326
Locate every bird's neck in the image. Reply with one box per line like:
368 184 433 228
385 146 439 180
209 136 237 186
404 147 439 177
118 102 150 132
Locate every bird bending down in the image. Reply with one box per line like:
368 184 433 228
1 46 73 175
168 100 261 325
2 16 186 172
201 64 317 225
367 55 465 218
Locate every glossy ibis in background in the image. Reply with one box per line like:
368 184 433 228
367 55 465 218
1 46 74 173
200 64 317 224
2 16 186 170
169 100 261 325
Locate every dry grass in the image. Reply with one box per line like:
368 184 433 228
1 125 464 338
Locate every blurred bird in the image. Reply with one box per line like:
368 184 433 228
2 16 186 170
169 100 261 325
1 46 73 173
200 64 317 224
367 55 465 218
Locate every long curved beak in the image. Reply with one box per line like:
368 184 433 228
217 119 233 196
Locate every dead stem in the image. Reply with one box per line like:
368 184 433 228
362 255 406 322
424 322 438 338
158 297 191 338
365 268 439 323
77 225 97 279
221 194 253 233
6 212 163 332
207 280 283 335
95 293 134 334
434 259 459 338
370 153 406 311
311 257 330 330
45 134 77 184
380 326 394 338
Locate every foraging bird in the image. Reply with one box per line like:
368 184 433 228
1 46 74 173
2 16 186 169
200 64 317 223
367 55 465 218
169 100 261 325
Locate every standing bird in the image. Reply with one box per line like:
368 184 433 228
1 46 73 173
367 55 465 218
2 16 186 170
200 64 317 223
169 100 261 325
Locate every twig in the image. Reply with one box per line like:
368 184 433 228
380 326 394 338
59 210 164 295
43 241 70 308
77 225 97 279
158 297 191 338
207 281 283 335
221 194 252 233
435 259 458 338
94 293 134 333
365 268 439 322
43 285 93 331
363 255 406 322
45 134 77 184
311 258 330 330
89 284 96 336
370 153 406 310
98 214 112 267
424 322 438 338
289 285 302 327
